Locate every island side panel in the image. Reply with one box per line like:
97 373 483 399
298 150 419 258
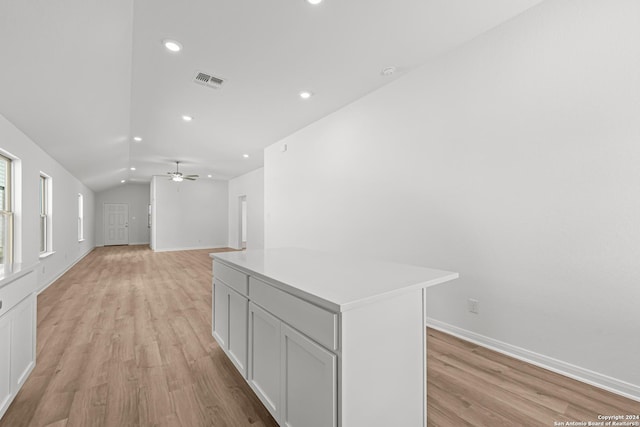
340 288 425 427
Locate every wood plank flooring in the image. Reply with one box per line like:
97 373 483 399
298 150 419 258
1 245 638 426
427 329 640 426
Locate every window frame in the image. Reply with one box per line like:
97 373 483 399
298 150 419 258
78 193 84 241
39 173 53 256
0 153 13 266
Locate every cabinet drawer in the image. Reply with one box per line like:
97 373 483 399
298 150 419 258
0 271 36 319
249 277 338 351
214 261 248 296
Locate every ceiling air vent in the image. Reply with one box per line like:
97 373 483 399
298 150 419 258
193 71 225 89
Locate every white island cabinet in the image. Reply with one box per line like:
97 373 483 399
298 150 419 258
0 264 38 421
211 248 458 427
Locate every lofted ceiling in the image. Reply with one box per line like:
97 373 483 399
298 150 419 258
0 0 543 192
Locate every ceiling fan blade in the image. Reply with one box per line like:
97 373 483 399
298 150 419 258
184 177 197 181
184 174 199 178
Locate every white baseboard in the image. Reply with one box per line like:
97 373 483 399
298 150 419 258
37 247 95 294
153 245 228 253
426 318 640 403
94 242 150 247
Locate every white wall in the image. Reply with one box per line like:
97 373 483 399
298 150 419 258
95 183 150 246
152 176 228 251
0 113 95 291
265 0 640 397
228 168 264 250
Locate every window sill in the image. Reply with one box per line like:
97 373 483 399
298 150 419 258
39 251 56 260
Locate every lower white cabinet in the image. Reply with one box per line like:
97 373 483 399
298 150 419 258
10 294 36 393
280 324 337 427
214 262 339 427
227 287 248 375
0 292 36 420
248 303 281 420
247 302 337 427
212 280 228 348
213 280 249 377
0 313 11 417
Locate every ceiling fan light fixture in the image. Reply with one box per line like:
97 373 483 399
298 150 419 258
167 161 198 182
182 115 193 122
307 0 323 5
133 136 142 142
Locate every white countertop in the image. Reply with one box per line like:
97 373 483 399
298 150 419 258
0 262 38 290
211 248 458 312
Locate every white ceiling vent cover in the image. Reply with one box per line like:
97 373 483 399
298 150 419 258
193 71 225 89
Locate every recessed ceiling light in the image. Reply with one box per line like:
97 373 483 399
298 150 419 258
182 115 193 122
299 91 313 99
381 66 397 76
243 154 250 158
133 136 142 142
207 174 212 178
121 179 126 183
130 167 136 171
307 0 323 4
163 39 182 52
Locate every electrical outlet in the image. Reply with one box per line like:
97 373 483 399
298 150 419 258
468 298 479 314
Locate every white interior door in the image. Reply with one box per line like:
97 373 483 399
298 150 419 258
104 203 129 246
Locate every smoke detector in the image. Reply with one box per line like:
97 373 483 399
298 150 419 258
193 71 226 89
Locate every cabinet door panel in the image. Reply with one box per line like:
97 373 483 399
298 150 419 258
248 303 281 421
281 324 337 427
10 295 35 393
212 281 228 348
0 314 11 418
228 288 248 377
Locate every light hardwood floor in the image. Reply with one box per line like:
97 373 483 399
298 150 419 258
1 246 638 426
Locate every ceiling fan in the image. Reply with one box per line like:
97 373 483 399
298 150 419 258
167 161 199 182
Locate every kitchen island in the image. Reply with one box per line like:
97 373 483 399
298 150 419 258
210 248 458 427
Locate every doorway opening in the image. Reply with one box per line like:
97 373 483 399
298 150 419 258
238 196 247 250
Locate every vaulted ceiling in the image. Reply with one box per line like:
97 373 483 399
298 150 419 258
0 0 542 192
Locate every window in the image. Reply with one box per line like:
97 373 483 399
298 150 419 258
78 193 84 241
39 173 52 254
0 154 13 265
